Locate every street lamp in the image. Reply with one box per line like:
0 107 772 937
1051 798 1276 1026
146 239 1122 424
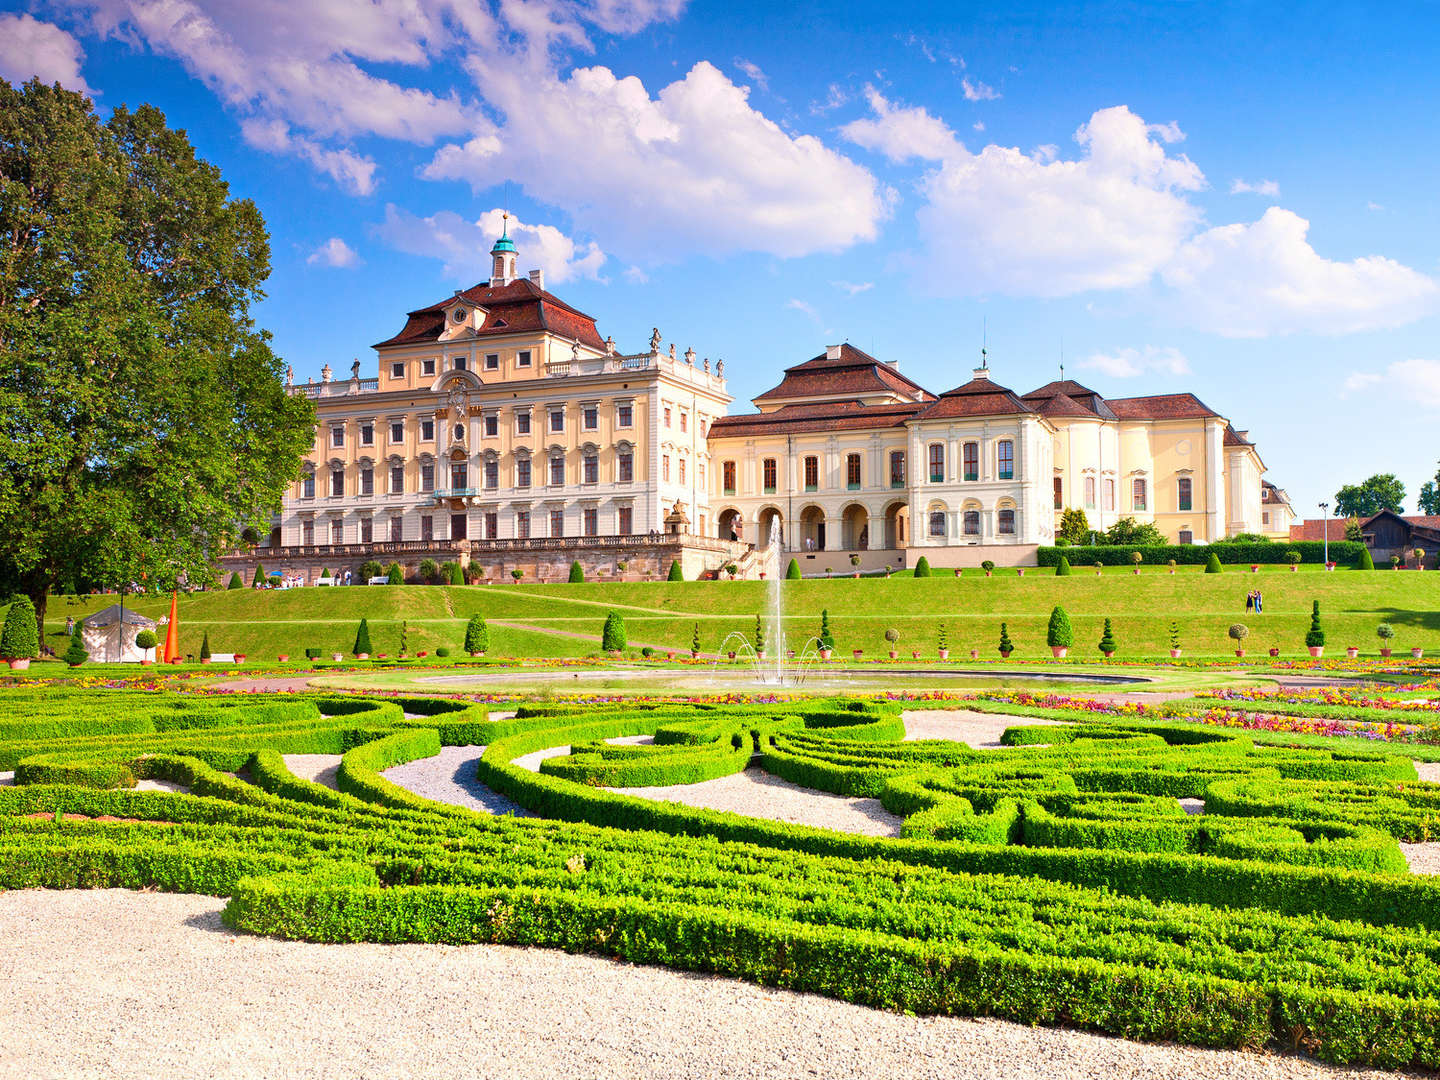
1319 501 1330 565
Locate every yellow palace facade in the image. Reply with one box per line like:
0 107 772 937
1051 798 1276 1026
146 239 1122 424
231 228 1290 581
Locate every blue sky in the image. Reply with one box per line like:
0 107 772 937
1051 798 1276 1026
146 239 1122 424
4 0 1439 518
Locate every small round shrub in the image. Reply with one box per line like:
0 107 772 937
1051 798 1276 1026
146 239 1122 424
883 627 900 644
1228 623 1250 643
980 560 995 572
435 646 451 657
134 630 158 650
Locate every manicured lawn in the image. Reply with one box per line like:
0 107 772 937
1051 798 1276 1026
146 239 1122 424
16 566 1440 660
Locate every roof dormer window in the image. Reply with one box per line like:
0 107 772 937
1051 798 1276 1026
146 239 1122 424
452 308 467 323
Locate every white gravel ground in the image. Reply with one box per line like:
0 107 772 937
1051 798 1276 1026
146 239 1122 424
381 745 529 816
900 709 1073 747
0 770 12 787
0 889 1418 1080
280 754 343 790
1418 762 1440 783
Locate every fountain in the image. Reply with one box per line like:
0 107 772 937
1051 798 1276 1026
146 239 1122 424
713 522 825 685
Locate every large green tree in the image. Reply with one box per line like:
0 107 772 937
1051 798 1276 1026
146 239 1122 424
1333 474 1405 519
0 80 314 643
1418 462 1440 516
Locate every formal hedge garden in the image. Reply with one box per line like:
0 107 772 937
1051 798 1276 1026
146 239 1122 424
3 686 1440 1068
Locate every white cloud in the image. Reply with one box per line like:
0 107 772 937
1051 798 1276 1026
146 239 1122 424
425 60 886 259
240 118 378 195
734 57 768 93
1367 201 1384 211
1342 359 1440 407
1079 345 1191 378
1230 178 1280 197
786 298 820 321
840 87 964 164
972 121 985 132
1160 207 1440 336
0 14 94 94
832 280 874 295
306 237 361 268
810 83 847 115
905 105 1206 296
961 76 999 102
374 205 606 284
623 266 649 284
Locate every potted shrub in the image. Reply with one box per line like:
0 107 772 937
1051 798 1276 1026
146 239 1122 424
1412 646 1425 659
970 647 979 659
616 561 628 580
753 615 767 660
1377 623 1395 658
1325 560 1337 571
0 596 39 670
1392 555 1402 570
1345 646 1360 659
200 631 213 664
511 569 523 583
135 629 158 665
817 609 835 660
724 562 738 580
981 559 995 578
912 648 921 660
277 653 290 662
1268 645 1280 658
1167 558 1177 575
691 623 702 659
1168 620 1182 659
602 612 627 654
884 627 900 659
1416 547 1428 570
1130 551 1143 575
1046 606 1073 658
1305 600 1325 658
331 652 344 662
1228 623 1249 657
998 622 1014 660
1250 563 1260 573
1097 618 1116 659
850 554 862 577
1093 560 1104 577
1286 551 1302 572
853 648 864 660
936 625 949 661
1016 567 1026 577
953 568 962 578
353 619 372 660
464 615 489 657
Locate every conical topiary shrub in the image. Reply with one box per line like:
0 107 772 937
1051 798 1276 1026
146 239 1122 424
1046 606 1073 657
386 563 404 585
818 609 834 651
753 614 765 654
569 561 585 583
200 631 212 661
252 564 266 587
1306 600 1325 655
1357 546 1375 570
450 562 465 585
1205 552 1223 574
1055 556 1072 577
0 596 39 663
227 572 243 590
464 615 489 656
1098 618 1117 657
602 611 626 652
914 556 932 578
353 619 372 657
667 560 684 582
786 558 801 580
691 622 702 658
63 626 88 667
998 622 1014 658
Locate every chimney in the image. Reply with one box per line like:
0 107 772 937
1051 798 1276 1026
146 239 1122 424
528 268 544 289
825 344 843 360
971 366 991 381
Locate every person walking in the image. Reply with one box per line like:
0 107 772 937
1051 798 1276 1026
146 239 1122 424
1245 591 1254 613
1255 589 1263 614
65 616 75 635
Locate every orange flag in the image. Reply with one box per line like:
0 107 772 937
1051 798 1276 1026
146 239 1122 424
162 591 180 663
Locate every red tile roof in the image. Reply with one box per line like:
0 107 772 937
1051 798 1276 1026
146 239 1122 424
1022 380 1118 420
1036 392 1099 418
753 344 934 404
374 278 606 350
911 373 1036 421
708 400 926 439
1289 519 1351 542
1106 393 1221 420
1223 425 1253 447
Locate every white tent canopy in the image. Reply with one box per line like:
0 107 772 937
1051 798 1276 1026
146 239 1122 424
81 605 168 663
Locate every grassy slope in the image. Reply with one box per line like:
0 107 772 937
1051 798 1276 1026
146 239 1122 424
24 564 1440 660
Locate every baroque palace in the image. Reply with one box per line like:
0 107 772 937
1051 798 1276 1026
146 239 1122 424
229 227 1292 582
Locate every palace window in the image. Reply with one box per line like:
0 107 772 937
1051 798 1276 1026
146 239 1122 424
549 454 565 486
1178 529 1193 545
618 450 633 483
420 515 433 541
391 362 405 379
999 509 1016 535
389 516 402 542
331 426 344 448
301 519 314 545
846 453 861 490
450 463 468 489
1178 477 1193 512
422 359 436 376
330 467 344 497
550 408 565 433
963 442 979 482
997 440 1014 481
453 356 467 371
359 516 372 543
963 510 980 535
1133 479 1147 511
583 508 598 537
723 461 737 495
420 463 435 493
1084 476 1096 508
517 458 532 488
664 406 672 428
763 458 777 494
485 353 499 371
516 511 530 539
583 451 598 485
618 507 633 535
929 511 946 537
1104 478 1115 512
617 403 633 427
484 460 498 489
360 423 374 447
302 471 315 499
390 421 404 443
550 510 565 537
390 465 403 493
662 454 670 482
928 443 944 483
359 466 373 496
484 414 498 437
890 451 905 488
698 462 705 489
518 350 532 368
516 410 531 435
678 458 686 485
583 406 598 430
1053 476 1063 510
453 423 465 442
420 419 435 441
679 412 687 433
804 456 819 491
331 519 344 544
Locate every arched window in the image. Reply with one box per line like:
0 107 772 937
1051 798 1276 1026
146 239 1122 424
617 446 634 484
928 511 947 537
301 468 316 499
963 510 980 535
998 509 1016 535
329 466 344 498
484 458 498 489
583 449 599 485
550 453 566 487
997 440 1014 480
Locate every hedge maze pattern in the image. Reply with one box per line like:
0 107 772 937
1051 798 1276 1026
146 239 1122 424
3 687 1440 1069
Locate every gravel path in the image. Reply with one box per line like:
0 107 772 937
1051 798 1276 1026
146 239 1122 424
1402 843 1440 875
381 746 529 816
281 754 343 790
512 745 571 772
133 778 189 793
0 889 1417 1080
901 709 1073 747
0 770 11 787
1418 762 1440 783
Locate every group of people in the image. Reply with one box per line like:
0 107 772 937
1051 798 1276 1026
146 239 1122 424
1244 589 1265 613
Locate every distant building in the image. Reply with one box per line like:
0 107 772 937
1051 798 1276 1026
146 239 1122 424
1291 510 1440 567
1261 481 1296 540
